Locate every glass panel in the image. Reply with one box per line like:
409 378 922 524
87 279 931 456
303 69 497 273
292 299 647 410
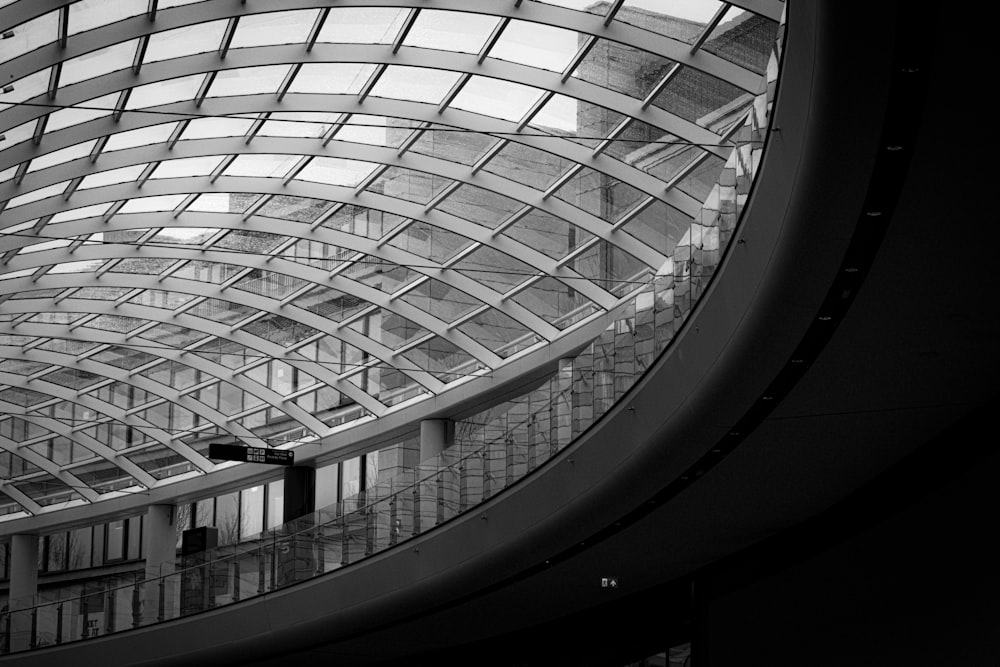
552 166 645 223
150 155 223 179
320 205 405 240
482 142 571 190
208 65 289 97
348 309 428 350
0 10 57 66
387 221 472 263
144 20 227 63
409 126 496 166
457 309 539 358
289 63 376 95
502 208 594 260
370 66 461 104
510 277 598 329
68 0 145 35
651 67 750 126
187 192 259 213
103 123 176 152
368 167 451 205
224 154 299 179
572 38 673 100
46 92 117 132
61 40 137 86
27 141 96 173
78 164 143 190
399 279 479 322
256 195 336 223
258 112 340 138
239 485 264 538
454 246 534 294
118 194 187 213
618 1 723 42
231 9 319 48
404 10 500 54
571 241 651 296
488 20 579 72
450 76 543 122
435 185 521 229
316 8 407 44
332 116 419 148
400 336 478 383
6 182 66 208
126 74 203 109
701 10 778 75
296 157 378 187
181 116 253 140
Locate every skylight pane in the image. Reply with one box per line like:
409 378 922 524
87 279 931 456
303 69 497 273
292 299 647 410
181 117 253 140
450 76 543 122
317 8 408 44
289 63 376 95
27 141 96 173
45 92 117 132
79 164 144 189
0 10 57 65
69 0 145 36
119 195 187 213
370 66 462 104
296 157 378 187
104 123 177 152
50 203 112 223
208 66 289 98
126 75 202 109
151 156 223 179
488 20 580 72
258 112 340 138
404 10 500 54
225 154 299 179
61 40 139 86
231 9 319 48
144 20 227 63
7 182 66 209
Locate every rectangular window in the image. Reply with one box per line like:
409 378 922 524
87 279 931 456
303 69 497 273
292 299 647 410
69 527 93 570
266 479 284 529
46 532 67 572
127 516 142 560
240 486 265 540
216 492 239 546
106 520 126 561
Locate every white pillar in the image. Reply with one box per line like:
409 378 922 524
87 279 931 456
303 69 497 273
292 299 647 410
419 419 454 462
8 534 39 651
143 505 176 623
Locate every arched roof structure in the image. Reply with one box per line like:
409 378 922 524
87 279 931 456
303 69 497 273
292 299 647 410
0 0 782 520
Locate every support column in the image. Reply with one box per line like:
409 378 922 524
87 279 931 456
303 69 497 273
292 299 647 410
418 419 454 532
419 419 454 462
282 466 316 524
8 534 39 651
143 505 176 624
279 466 315 587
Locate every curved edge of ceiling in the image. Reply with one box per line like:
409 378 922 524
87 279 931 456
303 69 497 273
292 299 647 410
0 1 907 664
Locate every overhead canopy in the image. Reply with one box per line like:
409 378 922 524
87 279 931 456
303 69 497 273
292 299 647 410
0 0 781 518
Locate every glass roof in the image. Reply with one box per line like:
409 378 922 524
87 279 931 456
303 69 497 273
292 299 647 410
0 0 782 518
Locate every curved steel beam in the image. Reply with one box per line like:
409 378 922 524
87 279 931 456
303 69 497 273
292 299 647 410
0 1 763 101
3 128 675 274
0 342 330 440
0 405 157 488
0 95 706 221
